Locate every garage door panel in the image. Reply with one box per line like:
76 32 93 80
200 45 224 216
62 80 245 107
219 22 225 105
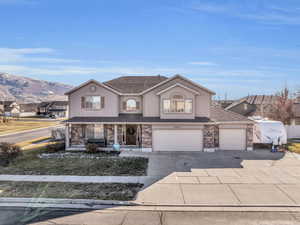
153 130 203 151
219 129 246 151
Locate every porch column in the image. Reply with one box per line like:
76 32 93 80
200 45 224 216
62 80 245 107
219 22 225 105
65 124 70 148
114 124 118 144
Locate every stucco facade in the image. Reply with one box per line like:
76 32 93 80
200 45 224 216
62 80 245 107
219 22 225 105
65 75 253 152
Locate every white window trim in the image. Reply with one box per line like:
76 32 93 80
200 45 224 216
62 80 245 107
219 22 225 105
126 99 137 112
162 98 193 114
81 95 103 111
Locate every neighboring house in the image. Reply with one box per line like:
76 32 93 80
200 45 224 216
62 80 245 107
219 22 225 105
213 100 235 109
225 95 278 118
19 103 39 117
38 101 68 118
1 101 20 117
292 99 300 125
64 75 254 152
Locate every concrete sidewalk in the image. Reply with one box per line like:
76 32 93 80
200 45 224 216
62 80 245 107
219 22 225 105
2 206 299 225
0 175 151 184
135 167 300 206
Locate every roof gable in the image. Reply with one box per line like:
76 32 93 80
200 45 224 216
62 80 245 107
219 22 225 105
141 74 215 95
65 79 121 95
156 83 200 96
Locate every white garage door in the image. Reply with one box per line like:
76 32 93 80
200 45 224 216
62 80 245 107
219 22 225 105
219 129 246 150
153 130 203 151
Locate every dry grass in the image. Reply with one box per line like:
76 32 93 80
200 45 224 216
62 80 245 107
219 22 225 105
287 142 300 154
0 147 148 176
0 182 143 200
0 119 59 135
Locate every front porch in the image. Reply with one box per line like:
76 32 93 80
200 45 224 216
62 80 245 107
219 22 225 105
65 123 152 152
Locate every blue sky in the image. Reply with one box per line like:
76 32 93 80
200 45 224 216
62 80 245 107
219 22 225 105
0 0 300 99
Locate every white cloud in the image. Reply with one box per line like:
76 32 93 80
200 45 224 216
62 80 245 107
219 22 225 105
0 48 80 64
190 2 300 25
188 61 217 66
0 0 36 5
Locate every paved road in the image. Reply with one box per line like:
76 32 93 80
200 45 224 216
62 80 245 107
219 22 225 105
1 206 299 225
0 126 62 144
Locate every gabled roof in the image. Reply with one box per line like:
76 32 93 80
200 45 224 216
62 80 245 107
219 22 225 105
210 105 253 122
156 83 200 95
65 74 215 96
104 75 168 94
141 74 216 95
226 95 279 110
65 79 122 95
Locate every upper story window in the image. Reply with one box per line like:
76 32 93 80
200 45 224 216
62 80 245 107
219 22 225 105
123 99 140 112
163 95 192 113
81 96 104 110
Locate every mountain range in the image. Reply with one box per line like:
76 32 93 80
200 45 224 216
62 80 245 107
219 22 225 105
0 73 73 103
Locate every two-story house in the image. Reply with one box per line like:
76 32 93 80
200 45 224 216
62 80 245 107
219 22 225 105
64 74 254 152
38 101 68 118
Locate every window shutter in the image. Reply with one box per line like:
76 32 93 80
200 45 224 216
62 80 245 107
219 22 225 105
101 96 105 108
136 101 140 110
123 102 127 110
81 97 85 108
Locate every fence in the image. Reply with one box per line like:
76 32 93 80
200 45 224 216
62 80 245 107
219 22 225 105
285 125 300 139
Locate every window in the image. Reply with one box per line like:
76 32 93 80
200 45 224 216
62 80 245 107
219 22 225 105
163 96 193 113
81 96 104 110
124 99 140 111
85 124 104 139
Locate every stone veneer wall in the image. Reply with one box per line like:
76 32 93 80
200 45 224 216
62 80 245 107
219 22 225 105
141 125 152 148
203 125 219 149
246 124 254 148
105 124 114 145
70 124 85 145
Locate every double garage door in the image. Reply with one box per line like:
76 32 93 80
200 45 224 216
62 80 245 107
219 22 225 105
153 130 203 151
153 128 246 151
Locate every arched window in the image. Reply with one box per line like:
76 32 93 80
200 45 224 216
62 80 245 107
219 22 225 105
126 99 137 111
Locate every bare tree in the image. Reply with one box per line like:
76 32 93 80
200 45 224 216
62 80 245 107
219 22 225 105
268 87 294 125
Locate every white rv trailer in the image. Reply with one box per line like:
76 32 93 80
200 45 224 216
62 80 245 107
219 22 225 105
250 117 287 145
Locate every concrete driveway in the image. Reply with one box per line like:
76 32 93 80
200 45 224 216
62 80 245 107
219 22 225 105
122 150 300 206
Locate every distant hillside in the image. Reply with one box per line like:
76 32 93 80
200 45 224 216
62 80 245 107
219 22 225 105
0 73 73 103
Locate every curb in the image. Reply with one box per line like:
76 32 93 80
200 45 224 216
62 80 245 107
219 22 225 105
0 175 161 185
0 197 134 210
0 198 300 212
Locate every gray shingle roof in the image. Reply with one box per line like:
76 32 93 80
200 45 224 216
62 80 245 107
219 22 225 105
103 75 168 93
210 105 253 122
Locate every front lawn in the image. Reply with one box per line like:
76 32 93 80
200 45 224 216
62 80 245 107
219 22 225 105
0 182 142 200
0 147 148 176
0 119 58 135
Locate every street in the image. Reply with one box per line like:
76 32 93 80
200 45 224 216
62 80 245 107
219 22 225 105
0 126 61 143
0 206 300 225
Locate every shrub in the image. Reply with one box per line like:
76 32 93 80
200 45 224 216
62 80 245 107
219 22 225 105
86 143 99 154
0 142 22 166
46 142 65 153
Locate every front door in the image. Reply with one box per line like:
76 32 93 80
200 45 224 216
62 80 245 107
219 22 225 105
126 125 137 145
